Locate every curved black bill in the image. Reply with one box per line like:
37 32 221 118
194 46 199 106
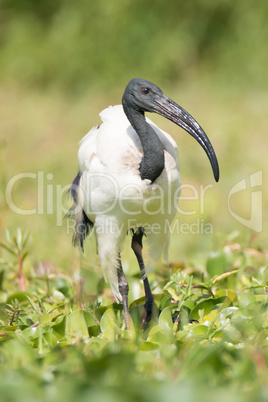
154 96 219 182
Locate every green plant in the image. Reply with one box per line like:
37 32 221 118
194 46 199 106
0 228 31 291
0 229 267 402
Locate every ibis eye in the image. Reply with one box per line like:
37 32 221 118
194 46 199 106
142 87 150 94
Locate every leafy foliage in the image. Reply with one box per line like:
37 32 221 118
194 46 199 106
0 229 268 402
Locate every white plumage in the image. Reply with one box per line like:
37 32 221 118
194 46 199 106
70 78 218 328
76 105 181 301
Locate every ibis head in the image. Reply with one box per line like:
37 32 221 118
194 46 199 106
122 78 219 182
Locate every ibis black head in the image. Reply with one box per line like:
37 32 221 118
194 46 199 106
122 78 219 182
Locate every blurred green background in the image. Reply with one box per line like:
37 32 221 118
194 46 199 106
1 2 268 402
0 0 267 274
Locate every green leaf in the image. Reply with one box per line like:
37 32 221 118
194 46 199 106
165 286 180 301
0 242 16 256
68 309 89 337
88 325 100 337
84 311 98 327
186 275 193 297
26 296 41 315
128 296 146 308
212 269 239 285
34 294 47 313
147 325 167 344
7 292 31 304
17 228 22 250
139 341 159 351
52 315 66 337
20 326 40 342
190 296 231 320
207 250 232 276
159 307 173 332
22 231 31 248
95 303 121 322
182 299 196 310
85 337 107 352
22 252 29 262
190 299 215 320
159 295 172 309
47 304 65 314
5 230 12 245
100 309 116 334
215 289 237 302
186 324 208 340
129 293 162 309
52 290 65 302
237 292 256 308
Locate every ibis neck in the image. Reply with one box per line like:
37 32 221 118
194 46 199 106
124 107 165 183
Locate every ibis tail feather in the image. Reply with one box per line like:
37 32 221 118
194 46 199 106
69 172 94 251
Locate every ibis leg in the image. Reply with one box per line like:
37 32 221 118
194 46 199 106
131 228 154 326
117 258 131 330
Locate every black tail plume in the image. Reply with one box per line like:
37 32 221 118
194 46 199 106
69 172 94 251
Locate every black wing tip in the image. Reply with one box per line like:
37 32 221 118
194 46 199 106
69 172 94 251
70 172 82 203
72 210 94 251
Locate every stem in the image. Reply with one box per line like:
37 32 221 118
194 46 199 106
18 253 25 291
10 309 18 326
78 277 84 309
46 270 50 297
177 284 214 297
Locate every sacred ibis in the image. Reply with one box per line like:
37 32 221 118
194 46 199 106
70 78 219 329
